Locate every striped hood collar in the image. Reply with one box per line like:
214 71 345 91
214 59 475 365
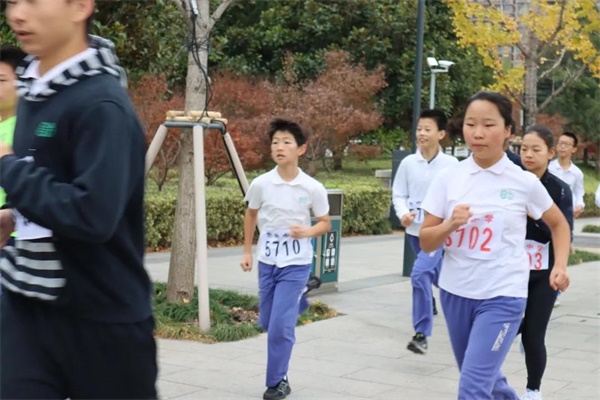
15 35 127 102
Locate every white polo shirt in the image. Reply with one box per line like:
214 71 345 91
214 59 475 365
548 159 585 209
392 148 458 236
421 155 553 299
245 167 329 268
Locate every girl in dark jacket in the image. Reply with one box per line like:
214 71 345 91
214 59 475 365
519 125 573 400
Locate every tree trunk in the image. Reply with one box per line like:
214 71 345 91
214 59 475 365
332 151 343 171
166 0 210 303
596 139 600 176
166 132 197 303
583 147 589 164
307 159 318 176
524 29 539 128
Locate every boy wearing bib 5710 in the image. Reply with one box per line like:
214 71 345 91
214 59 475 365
392 109 458 354
241 119 331 400
420 92 571 400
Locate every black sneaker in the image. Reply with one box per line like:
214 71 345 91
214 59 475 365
263 378 292 400
305 276 321 294
433 296 439 316
407 333 428 355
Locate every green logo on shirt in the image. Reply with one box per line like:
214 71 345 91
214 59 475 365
500 189 514 200
36 122 56 138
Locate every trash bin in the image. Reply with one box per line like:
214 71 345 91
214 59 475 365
310 189 343 294
391 149 416 277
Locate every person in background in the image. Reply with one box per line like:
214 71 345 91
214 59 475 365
240 119 331 400
0 45 27 297
392 109 458 355
519 125 573 400
549 132 585 218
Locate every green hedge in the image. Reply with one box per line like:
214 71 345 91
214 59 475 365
581 192 600 218
145 186 392 248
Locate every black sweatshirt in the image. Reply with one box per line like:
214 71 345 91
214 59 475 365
0 37 151 323
525 169 573 274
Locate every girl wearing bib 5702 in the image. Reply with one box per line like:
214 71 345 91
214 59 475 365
419 91 571 400
241 119 331 400
518 125 573 400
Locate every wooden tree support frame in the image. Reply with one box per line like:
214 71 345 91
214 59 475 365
145 110 250 331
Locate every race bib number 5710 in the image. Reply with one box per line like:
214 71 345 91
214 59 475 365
259 229 308 264
445 213 504 260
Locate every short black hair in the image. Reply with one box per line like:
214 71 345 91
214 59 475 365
465 91 513 130
268 118 308 147
419 109 448 131
525 125 555 149
561 131 578 148
0 45 27 71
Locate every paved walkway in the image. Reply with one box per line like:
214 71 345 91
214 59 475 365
147 218 600 399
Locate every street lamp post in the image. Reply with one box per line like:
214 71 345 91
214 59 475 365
427 57 455 109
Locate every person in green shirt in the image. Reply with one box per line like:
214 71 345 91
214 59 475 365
0 45 26 209
0 45 26 296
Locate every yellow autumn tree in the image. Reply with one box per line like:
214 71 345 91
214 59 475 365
446 0 600 127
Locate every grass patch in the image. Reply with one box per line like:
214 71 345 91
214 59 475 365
153 283 337 343
568 249 600 266
578 162 600 195
582 225 600 234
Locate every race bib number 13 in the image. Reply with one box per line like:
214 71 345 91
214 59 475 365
445 213 504 260
525 239 550 270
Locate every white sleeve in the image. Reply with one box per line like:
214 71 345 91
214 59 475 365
595 183 600 208
392 159 410 218
421 170 448 219
527 178 554 220
574 170 585 208
244 179 262 210
311 183 330 218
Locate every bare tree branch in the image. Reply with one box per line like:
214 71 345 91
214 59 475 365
535 0 568 61
172 0 194 30
485 0 529 58
515 40 530 59
538 48 567 81
538 63 587 111
209 0 236 32
504 83 526 110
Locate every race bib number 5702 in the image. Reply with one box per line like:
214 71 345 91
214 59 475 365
445 213 504 260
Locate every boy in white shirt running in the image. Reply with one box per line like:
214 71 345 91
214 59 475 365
548 132 585 218
392 109 458 354
241 119 331 400
547 131 583 307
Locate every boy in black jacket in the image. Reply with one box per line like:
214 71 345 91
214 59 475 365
0 1 156 398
